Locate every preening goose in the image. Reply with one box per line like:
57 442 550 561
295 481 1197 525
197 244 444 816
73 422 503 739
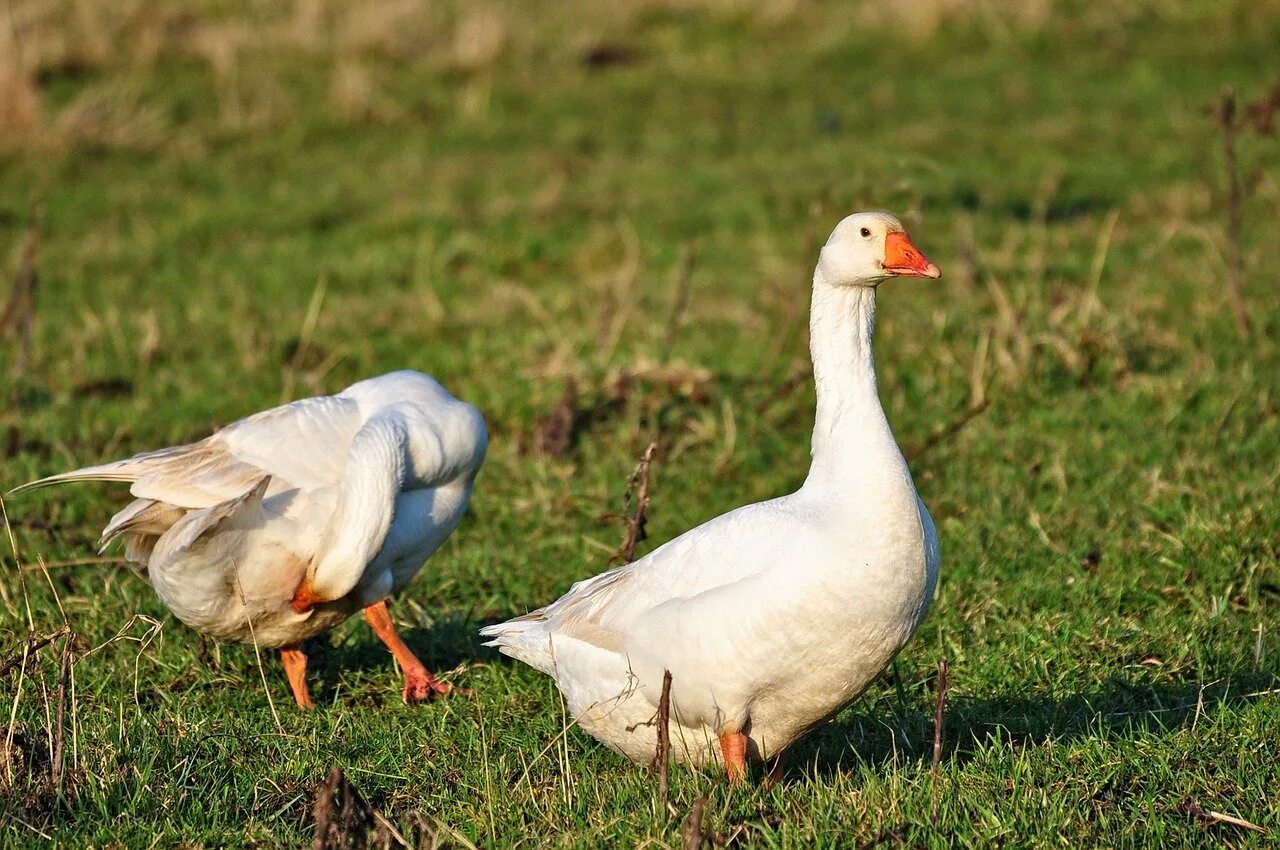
482 212 941 780
14 370 487 707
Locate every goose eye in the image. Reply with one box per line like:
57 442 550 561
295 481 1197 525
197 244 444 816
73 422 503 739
859 227 871 238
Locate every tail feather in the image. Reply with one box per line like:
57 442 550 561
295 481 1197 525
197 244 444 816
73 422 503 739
150 476 270 565
123 533 161 565
118 476 269 570
99 498 186 552
478 610 545 644
7 445 190 495
480 615 558 676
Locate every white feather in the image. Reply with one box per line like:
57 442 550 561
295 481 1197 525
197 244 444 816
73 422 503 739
483 213 941 768
17 370 487 649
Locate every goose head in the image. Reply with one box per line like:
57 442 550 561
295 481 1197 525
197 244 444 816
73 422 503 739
816 211 941 286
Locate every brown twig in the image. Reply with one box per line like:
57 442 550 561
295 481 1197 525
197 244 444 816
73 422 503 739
196 634 217 671
905 400 989 463
1206 82 1280 338
313 767 338 850
611 441 657 565
906 331 990 463
1182 797 1267 835
655 669 672 810
21 556 130 572
930 657 949 824
406 812 438 847
0 627 71 679
1211 88 1251 336
1243 82 1280 134
51 631 74 793
313 765 375 849
533 377 581 459
662 242 697 352
310 763 412 849
753 366 812 418
681 794 708 850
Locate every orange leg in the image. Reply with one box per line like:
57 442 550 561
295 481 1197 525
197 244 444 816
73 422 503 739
363 600 453 703
719 731 749 783
280 644 314 709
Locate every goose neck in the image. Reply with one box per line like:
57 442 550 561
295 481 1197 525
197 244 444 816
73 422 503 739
804 279 903 489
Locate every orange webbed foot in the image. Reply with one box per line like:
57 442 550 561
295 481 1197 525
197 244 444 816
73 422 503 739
362 600 470 704
402 670 465 703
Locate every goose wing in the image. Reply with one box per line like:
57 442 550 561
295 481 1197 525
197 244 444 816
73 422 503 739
12 395 362 507
484 497 795 650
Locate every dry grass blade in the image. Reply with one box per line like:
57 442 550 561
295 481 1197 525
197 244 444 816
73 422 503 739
21 556 130 573
1203 810 1267 834
858 828 908 848
681 794 708 850
1076 209 1120 329
611 441 657 565
1181 797 1268 835
654 669 672 811
594 219 642 363
930 657 949 824
236 575 284 735
662 242 698 351
406 812 439 849
602 359 712 406
281 276 328 404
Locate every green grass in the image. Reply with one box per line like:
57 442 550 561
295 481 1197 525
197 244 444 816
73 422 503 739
3 1 1280 846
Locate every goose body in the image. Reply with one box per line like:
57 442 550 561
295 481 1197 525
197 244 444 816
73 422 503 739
18 370 487 705
482 212 941 774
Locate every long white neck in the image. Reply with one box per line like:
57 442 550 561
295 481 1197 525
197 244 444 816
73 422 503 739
802 270 910 495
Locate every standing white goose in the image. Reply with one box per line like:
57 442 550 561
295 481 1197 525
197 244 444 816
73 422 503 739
13 370 487 708
482 212 941 780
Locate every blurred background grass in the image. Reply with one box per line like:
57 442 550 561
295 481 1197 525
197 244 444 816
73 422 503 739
2 0 1280 847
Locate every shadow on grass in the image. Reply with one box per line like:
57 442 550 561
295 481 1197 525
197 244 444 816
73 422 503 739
789 669 1280 780
353 611 1278 784
303 611 486 703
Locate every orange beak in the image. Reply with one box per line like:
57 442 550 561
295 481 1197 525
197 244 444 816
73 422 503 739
290 575 323 614
883 231 941 278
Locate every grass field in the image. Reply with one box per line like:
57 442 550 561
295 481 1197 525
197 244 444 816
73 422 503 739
3 0 1280 846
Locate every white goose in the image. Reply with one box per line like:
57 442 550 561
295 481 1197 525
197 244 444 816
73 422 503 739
14 370 487 707
482 212 941 780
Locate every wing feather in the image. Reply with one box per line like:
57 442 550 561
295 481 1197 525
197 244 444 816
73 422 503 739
11 395 362 508
486 498 794 650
